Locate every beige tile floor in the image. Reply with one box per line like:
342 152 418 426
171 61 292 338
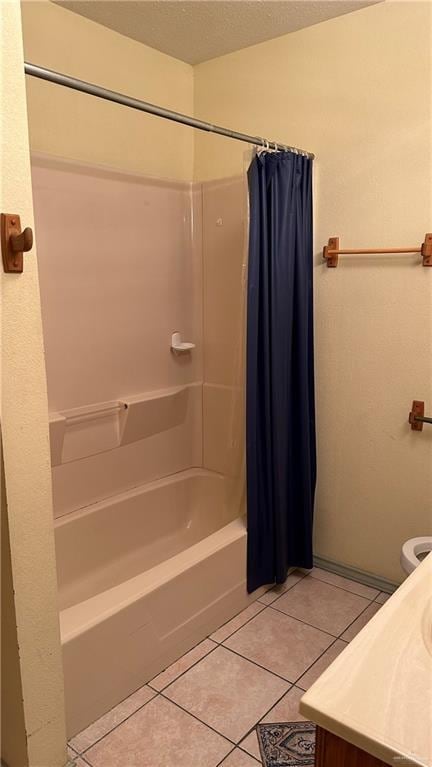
68 568 391 767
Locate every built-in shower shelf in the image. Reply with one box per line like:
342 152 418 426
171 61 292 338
49 383 199 466
171 332 195 353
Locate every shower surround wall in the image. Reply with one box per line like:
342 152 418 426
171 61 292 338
32 157 203 516
202 176 246 482
31 156 252 735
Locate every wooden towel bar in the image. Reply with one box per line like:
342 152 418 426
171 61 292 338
323 233 432 268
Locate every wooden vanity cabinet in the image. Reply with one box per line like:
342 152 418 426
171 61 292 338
315 727 390 766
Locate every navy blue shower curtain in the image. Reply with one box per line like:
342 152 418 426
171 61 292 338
246 151 316 593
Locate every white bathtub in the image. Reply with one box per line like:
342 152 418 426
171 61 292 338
55 469 257 736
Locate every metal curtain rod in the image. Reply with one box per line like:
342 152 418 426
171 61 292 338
24 62 315 160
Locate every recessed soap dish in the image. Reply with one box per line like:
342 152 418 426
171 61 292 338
171 332 195 353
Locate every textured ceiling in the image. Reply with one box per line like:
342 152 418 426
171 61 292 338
56 1 381 65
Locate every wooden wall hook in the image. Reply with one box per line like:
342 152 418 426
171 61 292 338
1 213 33 273
11 227 33 254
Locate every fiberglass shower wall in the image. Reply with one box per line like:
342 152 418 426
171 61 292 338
201 175 248 516
31 153 247 518
32 156 203 516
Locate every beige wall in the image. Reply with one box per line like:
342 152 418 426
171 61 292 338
1 2 67 765
21 1 194 181
194 1 432 583
1 455 28 767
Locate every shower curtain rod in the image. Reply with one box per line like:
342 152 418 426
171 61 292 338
24 62 315 160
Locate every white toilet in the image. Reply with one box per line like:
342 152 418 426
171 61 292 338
400 536 432 575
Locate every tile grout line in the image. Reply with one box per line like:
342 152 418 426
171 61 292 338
74 571 381 764
214 745 237 767
77 569 374 749
290 571 379 600
267 583 379 638
162 637 343 732
159 686 275 765
72 602 275 755
213 570 374 654
75 572 338 749
211 591 375 704
69 745 92 767
293 636 344 692
81 685 237 759
267 602 345 639
69 745 93 767
210 607 268 645
256 573 308 605
213 574 360 651
209 600 268 644
290 573 382 604
160 641 329 753
80 684 240 762
215 744 261 767
285 594 379 646
373 592 391 603
148 640 218 692
237 744 263 764
77 693 159 757
336 596 382 641
292 598 383 692
234 631 347 749
157 586 380 743
235 627 351 759
304 572 380 600
218 643 298 686
234 682 296 753
159 690 239 747
76 636 223 753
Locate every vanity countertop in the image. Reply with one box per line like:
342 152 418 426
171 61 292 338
300 555 432 766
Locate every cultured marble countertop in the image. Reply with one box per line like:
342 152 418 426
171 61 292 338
300 555 432 766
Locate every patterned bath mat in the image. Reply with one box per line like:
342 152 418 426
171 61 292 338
256 721 316 767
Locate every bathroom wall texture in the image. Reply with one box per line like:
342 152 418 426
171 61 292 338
21 0 194 181
194 0 432 583
1 2 67 765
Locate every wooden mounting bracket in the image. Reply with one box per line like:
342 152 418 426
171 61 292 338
323 236 339 268
409 400 424 431
1 213 33 273
421 233 432 266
